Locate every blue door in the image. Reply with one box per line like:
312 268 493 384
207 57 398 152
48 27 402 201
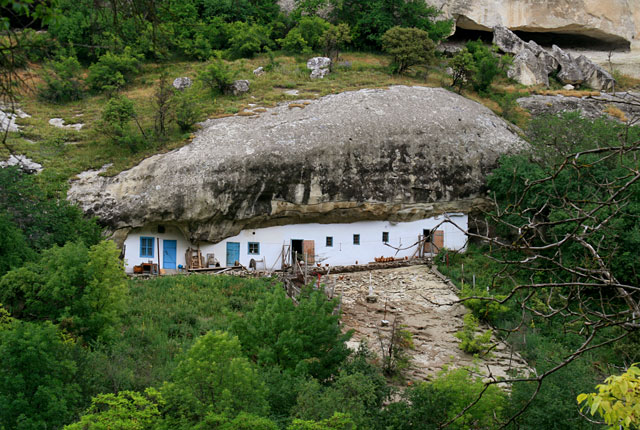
163 240 177 269
226 242 240 267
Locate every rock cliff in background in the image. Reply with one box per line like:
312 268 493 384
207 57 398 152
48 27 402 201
68 86 526 244
429 0 640 50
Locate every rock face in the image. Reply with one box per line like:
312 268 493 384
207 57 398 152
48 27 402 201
226 80 250 96
0 155 43 173
428 0 640 50
172 77 192 91
494 26 615 90
68 86 526 243
517 92 640 121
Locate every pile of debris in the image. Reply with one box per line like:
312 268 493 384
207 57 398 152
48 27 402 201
493 26 615 91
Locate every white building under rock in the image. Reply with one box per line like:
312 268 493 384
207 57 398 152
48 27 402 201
123 214 467 273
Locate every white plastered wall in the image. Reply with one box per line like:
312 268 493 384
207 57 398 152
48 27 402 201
122 225 191 272
122 214 468 273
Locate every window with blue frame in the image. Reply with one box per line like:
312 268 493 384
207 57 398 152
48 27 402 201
248 242 260 255
140 237 154 258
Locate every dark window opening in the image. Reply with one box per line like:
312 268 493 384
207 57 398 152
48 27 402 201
326 236 333 247
353 234 360 245
157 225 165 234
382 232 389 243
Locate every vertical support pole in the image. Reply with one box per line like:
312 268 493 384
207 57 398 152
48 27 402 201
304 252 308 285
157 237 161 273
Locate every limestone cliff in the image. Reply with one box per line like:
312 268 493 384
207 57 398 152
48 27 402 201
67 86 526 244
431 0 639 50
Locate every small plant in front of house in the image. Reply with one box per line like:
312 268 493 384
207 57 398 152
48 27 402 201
455 313 493 355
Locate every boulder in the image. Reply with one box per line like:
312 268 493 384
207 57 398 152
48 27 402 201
508 48 549 87
253 66 265 76
492 25 525 55
575 56 616 91
226 80 250 96
307 57 331 79
172 77 192 91
517 92 640 121
68 86 526 243
0 154 42 174
551 45 585 85
563 84 575 91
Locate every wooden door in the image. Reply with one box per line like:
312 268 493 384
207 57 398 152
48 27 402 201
303 240 315 264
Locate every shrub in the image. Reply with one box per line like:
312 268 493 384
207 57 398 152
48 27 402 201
0 212 35 276
279 27 312 55
466 40 505 93
87 47 141 92
454 313 493 355
381 27 436 75
174 91 202 132
450 48 476 93
100 95 145 150
38 55 85 103
319 23 352 60
199 55 234 94
226 21 272 59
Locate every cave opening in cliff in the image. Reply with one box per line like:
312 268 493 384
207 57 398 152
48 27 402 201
449 27 631 52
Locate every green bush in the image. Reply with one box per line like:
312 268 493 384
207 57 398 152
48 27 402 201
199 55 234 94
454 313 493 355
226 21 273 59
38 55 85 103
450 48 476 92
100 95 145 150
87 47 141 92
319 23 352 60
0 241 128 342
174 91 203 132
381 26 436 74
0 212 35 276
279 27 312 55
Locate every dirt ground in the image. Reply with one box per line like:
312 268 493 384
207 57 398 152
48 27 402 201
325 265 530 382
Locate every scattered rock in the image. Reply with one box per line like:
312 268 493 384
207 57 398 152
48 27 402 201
49 118 84 131
493 26 616 91
253 66 265 76
0 154 42 173
563 84 575 91
307 57 331 79
226 80 250 96
0 106 30 132
284 89 299 96
172 77 192 91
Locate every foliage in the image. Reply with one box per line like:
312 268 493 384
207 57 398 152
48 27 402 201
454 313 493 355
578 364 640 430
0 212 35 276
0 166 102 254
38 55 85 103
279 28 312 55
226 21 273 59
233 286 352 381
329 0 451 49
87 47 141 92
0 240 128 342
65 389 164 430
161 330 268 426
465 40 505 93
154 70 174 138
0 320 82 430
288 413 356 430
378 318 414 376
199 55 234 94
319 24 352 60
450 48 476 93
381 27 435 75
174 91 202 132
100 94 145 151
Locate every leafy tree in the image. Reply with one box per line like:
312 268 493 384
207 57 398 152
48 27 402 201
161 330 268 426
233 286 352 381
578 364 640 430
100 94 146 150
226 21 272 59
450 48 476 93
329 0 451 50
465 40 510 93
0 320 82 430
319 23 352 61
288 413 356 430
0 240 128 342
381 26 435 75
64 389 164 430
174 91 202 132
454 313 493 354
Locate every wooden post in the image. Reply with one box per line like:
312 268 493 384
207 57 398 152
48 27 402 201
157 237 161 273
304 252 308 285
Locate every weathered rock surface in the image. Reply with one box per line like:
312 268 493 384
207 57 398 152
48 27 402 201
0 154 42 173
0 105 30 132
68 86 526 243
49 118 84 131
429 0 640 50
517 92 640 121
333 265 531 380
307 57 331 79
172 77 192 91
226 79 250 96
